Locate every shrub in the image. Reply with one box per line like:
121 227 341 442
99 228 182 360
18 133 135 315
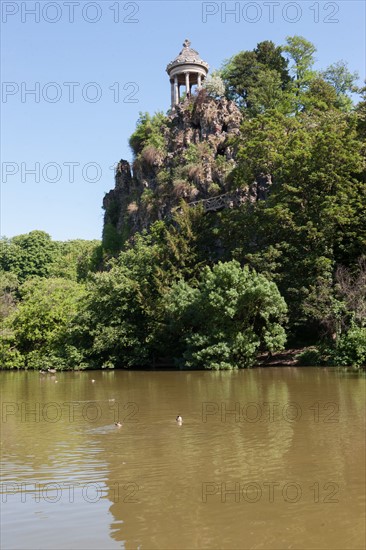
127 201 139 214
140 145 163 167
183 144 200 164
187 164 205 186
208 183 221 196
296 348 322 366
0 278 85 370
140 188 154 205
102 223 122 254
328 325 366 368
129 112 168 157
163 260 287 369
172 179 192 199
0 231 58 282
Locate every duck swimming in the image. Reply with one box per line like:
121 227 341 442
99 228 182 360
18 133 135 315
176 415 183 423
115 421 122 427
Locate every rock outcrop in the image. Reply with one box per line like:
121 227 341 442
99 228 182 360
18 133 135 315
102 91 271 249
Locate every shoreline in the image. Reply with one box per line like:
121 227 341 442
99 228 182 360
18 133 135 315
257 348 309 367
1 348 364 371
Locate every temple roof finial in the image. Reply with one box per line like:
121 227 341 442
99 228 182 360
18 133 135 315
166 40 209 73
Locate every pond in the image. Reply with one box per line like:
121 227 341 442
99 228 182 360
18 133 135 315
1 368 365 549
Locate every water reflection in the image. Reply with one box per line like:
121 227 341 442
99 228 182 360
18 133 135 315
1 368 365 549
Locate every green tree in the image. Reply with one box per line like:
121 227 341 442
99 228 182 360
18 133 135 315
220 40 290 113
254 40 291 88
328 324 366 368
1 278 85 369
71 205 224 369
321 60 359 111
0 231 57 282
283 35 316 86
49 239 101 281
220 50 257 108
245 68 289 115
0 271 19 321
71 214 201 368
283 35 317 111
71 265 152 368
163 261 287 369
301 77 338 112
227 107 365 336
129 112 168 156
355 84 366 139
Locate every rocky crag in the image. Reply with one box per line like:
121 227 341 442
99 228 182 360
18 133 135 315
102 90 271 249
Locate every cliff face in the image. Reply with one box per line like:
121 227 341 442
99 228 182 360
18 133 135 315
102 91 270 248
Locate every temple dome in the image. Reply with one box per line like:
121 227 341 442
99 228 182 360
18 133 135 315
166 39 209 74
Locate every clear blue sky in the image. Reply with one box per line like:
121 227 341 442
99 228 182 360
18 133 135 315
1 0 365 241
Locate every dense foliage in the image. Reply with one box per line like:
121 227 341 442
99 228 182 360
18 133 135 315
1 36 365 369
163 261 287 369
1 278 85 369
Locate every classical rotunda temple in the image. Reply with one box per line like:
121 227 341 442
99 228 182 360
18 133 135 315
166 39 209 108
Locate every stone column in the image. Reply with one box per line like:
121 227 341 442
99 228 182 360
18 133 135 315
185 72 190 96
197 73 202 89
174 75 179 105
170 79 175 108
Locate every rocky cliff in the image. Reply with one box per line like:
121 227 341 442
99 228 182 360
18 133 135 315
102 90 270 249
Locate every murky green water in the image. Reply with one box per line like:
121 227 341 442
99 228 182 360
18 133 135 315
1 368 365 549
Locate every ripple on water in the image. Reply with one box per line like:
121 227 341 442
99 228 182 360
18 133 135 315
1 368 365 550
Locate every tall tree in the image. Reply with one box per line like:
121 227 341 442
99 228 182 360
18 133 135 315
321 61 360 111
283 35 317 85
220 40 290 112
255 40 291 88
227 108 365 335
0 231 57 281
220 50 258 108
283 35 317 111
